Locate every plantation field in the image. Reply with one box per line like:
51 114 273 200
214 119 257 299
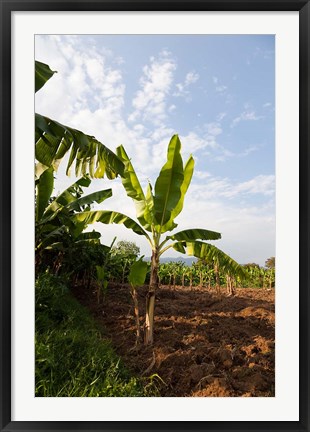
73 284 275 397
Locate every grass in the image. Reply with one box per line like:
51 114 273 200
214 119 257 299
35 272 159 397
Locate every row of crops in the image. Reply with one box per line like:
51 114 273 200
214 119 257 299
158 260 275 290
37 236 275 294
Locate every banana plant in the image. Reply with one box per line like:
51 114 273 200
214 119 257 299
94 237 116 304
72 135 245 345
35 60 124 179
95 266 108 304
35 170 112 252
265 267 275 290
128 257 149 344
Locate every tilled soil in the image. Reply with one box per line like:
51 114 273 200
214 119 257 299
73 283 275 397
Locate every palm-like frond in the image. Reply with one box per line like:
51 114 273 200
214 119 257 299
172 240 246 279
35 114 124 179
35 60 124 179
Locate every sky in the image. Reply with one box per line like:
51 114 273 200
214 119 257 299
35 34 275 266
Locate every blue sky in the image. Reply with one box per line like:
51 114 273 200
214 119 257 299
35 34 275 265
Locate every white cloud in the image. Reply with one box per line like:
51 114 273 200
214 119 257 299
194 170 211 180
215 85 227 93
231 109 264 127
239 146 259 157
35 35 125 130
185 71 199 86
216 112 227 121
212 76 227 94
166 177 275 265
174 70 199 100
205 122 222 136
192 174 275 200
246 47 274 67
254 46 275 60
129 50 177 126
213 148 234 162
232 175 275 197
179 131 210 156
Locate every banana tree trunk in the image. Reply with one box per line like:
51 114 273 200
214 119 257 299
144 249 159 345
130 286 140 343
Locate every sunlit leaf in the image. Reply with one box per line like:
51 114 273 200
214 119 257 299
153 135 184 231
161 155 195 232
116 145 152 231
172 240 246 279
35 114 124 179
168 228 221 242
72 210 150 239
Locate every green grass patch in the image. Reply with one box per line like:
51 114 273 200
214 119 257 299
36 272 159 397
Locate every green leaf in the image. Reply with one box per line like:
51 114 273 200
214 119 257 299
171 241 187 254
172 240 246 279
36 225 68 250
161 155 195 232
74 238 101 246
76 231 101 241
35 167 54 222
41 176 92 223
128 258 149 287
144 182 154 226
96 266 106 281
35 60 57 92
167 228 221 242
35 114 124 179
66 189 112 212
72 210 151 239
153 135 184 231
116 145 145 202
116 145 153 231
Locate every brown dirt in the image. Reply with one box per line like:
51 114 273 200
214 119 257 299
72 283 275 397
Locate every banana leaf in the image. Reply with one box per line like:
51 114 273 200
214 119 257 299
72 210 151 240
153 135 184 230
35 60 56 92
172 240 246 279
35 114 124 179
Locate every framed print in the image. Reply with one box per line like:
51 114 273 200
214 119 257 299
1 0 309 431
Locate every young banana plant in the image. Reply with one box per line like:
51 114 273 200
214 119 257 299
73 135 245 345
95 266 108 304
128 257 149 344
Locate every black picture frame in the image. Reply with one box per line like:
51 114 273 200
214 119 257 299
1 1 309 431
